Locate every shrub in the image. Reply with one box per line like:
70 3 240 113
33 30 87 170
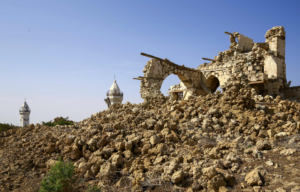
0 123 18 132
40 157 75 192
42 117 74 127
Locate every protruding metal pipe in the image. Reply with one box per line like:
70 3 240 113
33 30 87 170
140 52 199 72
225 31 233 35
141 52 161 60
202 58 216 62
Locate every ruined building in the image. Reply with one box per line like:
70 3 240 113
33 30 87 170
135 26 300 101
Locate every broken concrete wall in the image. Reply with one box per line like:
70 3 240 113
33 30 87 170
196 26 288 97
139 59 202 100
168 81 187 100
283 86 300 101
264 26 286 82
139 26 292 101
236 34 254 52
265 26 286 58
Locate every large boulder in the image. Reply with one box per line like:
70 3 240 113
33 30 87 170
291 186 300 192
116 177 133 188
209 147 221 159
148 143 167 155
111 154 123 167
207 174 227 192
245 170 263 186
280 149 297 156
45 143 56 154
98 162 117 177
70 145 82 160
275 132 288 139
202 166 217 179
256 140 271 150
77 162 90 173
226 152 241 163
46 159 58 169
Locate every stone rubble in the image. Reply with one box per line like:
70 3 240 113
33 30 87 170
2 26 300 191
0 78 300 191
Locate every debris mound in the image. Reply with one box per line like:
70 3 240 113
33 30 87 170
1 79 300 192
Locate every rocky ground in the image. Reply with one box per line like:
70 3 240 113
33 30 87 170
1 79 300 192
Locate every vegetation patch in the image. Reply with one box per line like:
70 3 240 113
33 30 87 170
42 117 74 127
40 157 75 192
0 123 19 132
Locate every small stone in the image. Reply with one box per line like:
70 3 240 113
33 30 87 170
291 186 300 192
267 129 276 138
150 135 162 145
125 141 132 151
46 159 58 169
276 187 287 192
265 160 274 166
84 170 94 179
171 170 184 183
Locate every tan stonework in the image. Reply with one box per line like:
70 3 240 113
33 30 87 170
136 26 300 101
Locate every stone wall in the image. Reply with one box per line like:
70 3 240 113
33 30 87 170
168 81 188 100
283 86 300 101
139 59 202 99
197 26 287 96
138 26 294 101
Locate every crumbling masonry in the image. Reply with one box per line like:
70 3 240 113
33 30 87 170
135 26 300 101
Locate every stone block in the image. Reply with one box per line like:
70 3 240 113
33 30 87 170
267 129 276 138
268 37 285 57
237 34 254 52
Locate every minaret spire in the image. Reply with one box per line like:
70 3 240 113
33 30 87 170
19 100 31 127
105 76 123 107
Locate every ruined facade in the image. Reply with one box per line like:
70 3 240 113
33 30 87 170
136 26 299 101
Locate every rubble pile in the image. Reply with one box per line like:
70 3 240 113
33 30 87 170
1 81 300 192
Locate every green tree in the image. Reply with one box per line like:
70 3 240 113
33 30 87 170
42 117 74 127
0 123 18 132
40 157 75 192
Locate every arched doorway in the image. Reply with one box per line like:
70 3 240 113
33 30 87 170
205 75 220 93
161 74 181 96
161 72 193 101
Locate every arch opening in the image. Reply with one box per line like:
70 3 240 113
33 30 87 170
206 75 221 93
161 74 181 96
160 72 192 101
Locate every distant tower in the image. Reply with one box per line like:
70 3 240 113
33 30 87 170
19 99 31 127
106 77 123 105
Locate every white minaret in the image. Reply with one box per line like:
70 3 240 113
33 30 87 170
19 99 31 127
107 77 123 105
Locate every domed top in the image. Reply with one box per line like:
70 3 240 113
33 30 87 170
107 79 123 97
110 80 121 93
19 101 31 113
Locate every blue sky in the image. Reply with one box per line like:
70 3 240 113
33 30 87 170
1 0 300 125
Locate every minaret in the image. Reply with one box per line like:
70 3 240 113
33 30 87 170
19 99 31 127
106 77 123 105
